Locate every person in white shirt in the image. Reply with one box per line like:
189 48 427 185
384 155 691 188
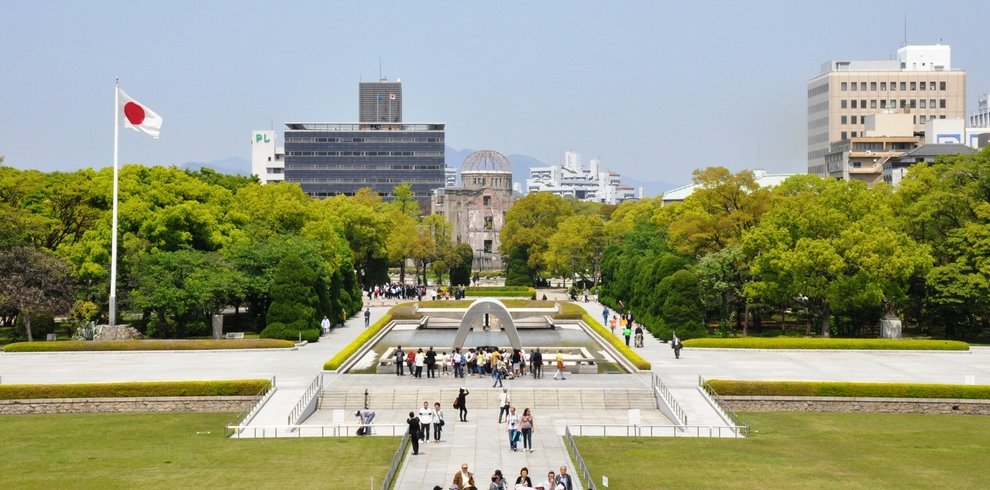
505 407 520 452
497 388 510 423
535 471 556 490
320 315 331 335
431 401 444 442
418 401 433 443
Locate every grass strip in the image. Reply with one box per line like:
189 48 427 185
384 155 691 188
682 337 969 350
0 412 397 489
577 412 990 489
705 379 990 399
0 379 272 400
3 339 295 352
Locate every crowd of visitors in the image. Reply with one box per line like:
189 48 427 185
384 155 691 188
435 463 575 490
366 283 469 302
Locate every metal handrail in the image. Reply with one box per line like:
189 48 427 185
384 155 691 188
564 426 598 490
698 376 750 431
226 423 408 439
568 423 748 438
287 374 323 425
652 373 688 426
380 432 411 490
225 375 276 435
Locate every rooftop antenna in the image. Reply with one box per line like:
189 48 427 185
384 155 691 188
903 13 907 47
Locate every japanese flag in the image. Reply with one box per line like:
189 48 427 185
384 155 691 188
118 87 162 139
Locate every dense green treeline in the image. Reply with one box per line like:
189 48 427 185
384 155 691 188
0 166 463 342
504 148 990 341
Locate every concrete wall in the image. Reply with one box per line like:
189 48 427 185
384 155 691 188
0 396 258 415
721 396 990 415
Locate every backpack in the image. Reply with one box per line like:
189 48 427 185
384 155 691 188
453 398 460 409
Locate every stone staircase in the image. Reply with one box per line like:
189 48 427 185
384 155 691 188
318 387 657 411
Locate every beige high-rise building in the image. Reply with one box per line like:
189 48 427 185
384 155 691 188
807 44 966 176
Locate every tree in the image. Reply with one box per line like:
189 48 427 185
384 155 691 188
668 167 770 257
262 254 321 342
500 192 573 285
448 243 474 286
658 269 706 339
743 177 932 337
0 246 75 341
546 213 606 286
132 249 243 337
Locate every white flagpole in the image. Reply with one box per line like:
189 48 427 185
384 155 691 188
109 78 120 326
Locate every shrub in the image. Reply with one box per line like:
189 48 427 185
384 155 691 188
704 380 990 399
464 286 536 298
324 314 393 370
682 337 970 350
581 314 651 370
259 321 320 343
0 379 272 399
555 303 585 319
2 339 294 352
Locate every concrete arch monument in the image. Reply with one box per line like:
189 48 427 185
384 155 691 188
452 298 522 351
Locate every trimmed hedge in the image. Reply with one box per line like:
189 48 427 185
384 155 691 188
682 337 970 350
2 339 295 352
555 303 585 319
323 314 393 371
259 320 320 343
705 380 990 400
465 286 536 298
0 379 272 400
581 314 651 370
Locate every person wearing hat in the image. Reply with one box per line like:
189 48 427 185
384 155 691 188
453 463 475 489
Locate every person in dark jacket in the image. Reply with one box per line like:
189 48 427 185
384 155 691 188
407 411 422 455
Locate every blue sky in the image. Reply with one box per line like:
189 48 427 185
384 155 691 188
2 0 988 188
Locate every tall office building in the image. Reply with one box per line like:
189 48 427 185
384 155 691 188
971 93 990 128
359 80 402 123
807 44 966 176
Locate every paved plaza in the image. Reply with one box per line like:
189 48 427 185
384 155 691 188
2 298 989 489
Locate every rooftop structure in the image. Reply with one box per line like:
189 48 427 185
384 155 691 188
526 151 640 204
661 169 795 205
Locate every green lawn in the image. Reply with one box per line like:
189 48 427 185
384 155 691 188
576 412 990 489
0 412 399 489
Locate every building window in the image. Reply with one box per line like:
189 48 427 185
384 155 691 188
919 81 926 90
841 115 847 124
484 216 493 230
880 100 887 109
851 100 858 109
940 99 946 109
920 99 927 109
900 82 907 91
861 99 866 108
851 131 857 137
920 115 927 124
850 115 857 124
881 82 887 90
483 240 493 254
851 82 857 91
860 82 866 91
841 131 847 140
910 82 917 91
841 100 848 109
483 195 491 206
900 99 907 108
910 99 916 109
940 81 947 90
841 82 847 91
930 99 936 109
870 82 877 91
870 100 877 109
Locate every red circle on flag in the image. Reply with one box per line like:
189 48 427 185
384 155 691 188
124 102 145 125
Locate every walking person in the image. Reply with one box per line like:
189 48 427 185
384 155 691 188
506 407 520 452
406 349 415 377
498 388 510 423
415 348 425 378
634 323 644 348
539 471 557 490
406 411 422 455
601 306 610 327
555 466 574 490
418 401 432 444
441 351 449 376
364 307 371 327
432 402 444 442
532 348 543 378
426 346 437 378
321 315 331 335
492 358 505 388
394 346 405 376
457 387 470 422
519 408 534 453
623 323 632 346
609 314 618 334
453 463 475 490
672 333 683 359
514 467 533 488
553 350 566 380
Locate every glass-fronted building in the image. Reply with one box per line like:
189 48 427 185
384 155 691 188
282 122 445 209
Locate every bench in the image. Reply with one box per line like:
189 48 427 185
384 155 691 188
225 332 245 339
